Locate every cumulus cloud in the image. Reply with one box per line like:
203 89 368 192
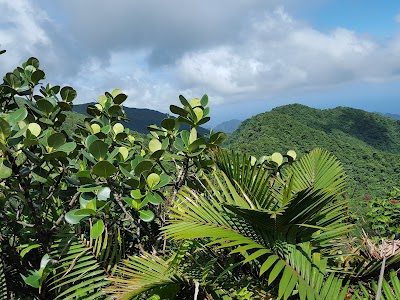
174 7 398 101
1 1 400 116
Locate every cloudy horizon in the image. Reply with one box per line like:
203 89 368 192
1 0 399 125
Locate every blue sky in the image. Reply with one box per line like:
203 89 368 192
0 0 399 125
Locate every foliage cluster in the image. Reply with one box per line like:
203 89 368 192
2 52 400 299
367 187 400 238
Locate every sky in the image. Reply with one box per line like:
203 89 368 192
0 0 400 125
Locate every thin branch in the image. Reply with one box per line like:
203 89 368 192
51 191 80 232
113 193 146 255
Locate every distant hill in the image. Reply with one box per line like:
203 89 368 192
213 119 242 133
379 112 400 120
225 104 400 198
73 103 208 135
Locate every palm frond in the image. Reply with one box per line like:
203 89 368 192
288 148 346 196
47 226 122 299
0 257 7 299
163 168 350 299
212 150 276 209
351 269 400 299
106 254 184 300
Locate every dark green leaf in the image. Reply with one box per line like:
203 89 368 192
92 161 117 178
60 86 77 102
89 140 108 161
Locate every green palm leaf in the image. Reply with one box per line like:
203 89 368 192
46 226 122 299
106 254 183 300
0 257 7 299
163 148 350 299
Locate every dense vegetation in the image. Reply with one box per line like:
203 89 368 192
225 104 400 198
2 53 400 300
74 103 208 135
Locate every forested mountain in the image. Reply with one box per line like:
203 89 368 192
225 104 400 198
213 119 242 133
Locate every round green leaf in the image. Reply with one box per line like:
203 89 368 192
118 146 129 160
65 209 95 225
200 94 208 107
113 123 124 134
287 150 297 160
193 107 203 122
57 142 76 153
271 152 283 166
47 133 66 151
89 140 108 161
36 99 54 116
9 107 28 124
153 174 171 189
31 69 45 85
111 88 123 98
98 95 107 107
113 93 127 104
161 118 176 131
147 192 163 205
134 160 154 176
189 128 197 144
90 219 105 239
0 159 12 179
131 189 145 199
92 161 117 178
60 86 77 102
91 124 101 134
101 124 111 134
149 139 162 153
27 123 41 137
85 135 98 148
147 173 160 189
139 210 155 222
189 97 201 107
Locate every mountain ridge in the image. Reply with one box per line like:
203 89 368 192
225 103 400 197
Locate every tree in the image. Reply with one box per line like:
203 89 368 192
0 54 226 299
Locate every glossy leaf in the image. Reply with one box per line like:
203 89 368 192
146 192 163 205
90 220 105 239
65 209 95 225
147 173 160 189
60 86 77 102
139 210 155 222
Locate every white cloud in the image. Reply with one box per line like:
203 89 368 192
0 0 53 71
174 7 400 101
1 1 400 117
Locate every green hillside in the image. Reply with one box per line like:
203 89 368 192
225 104 400 198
